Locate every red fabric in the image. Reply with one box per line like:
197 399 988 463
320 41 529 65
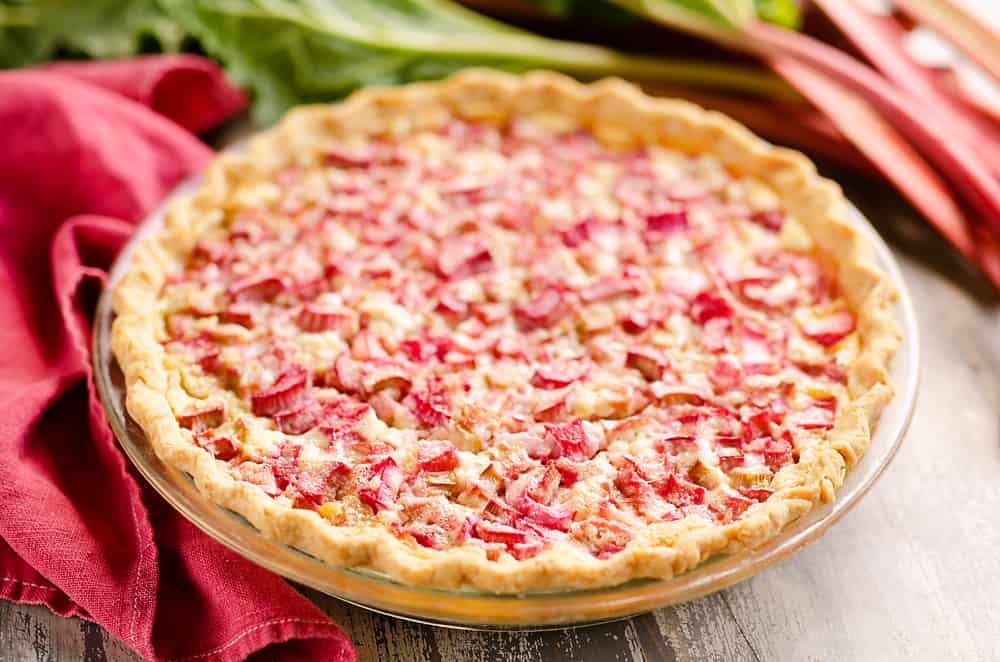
0 57 355 662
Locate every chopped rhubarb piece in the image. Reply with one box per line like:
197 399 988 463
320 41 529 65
418 440 460 472
352 330 389 361
316 399 368 446
220 303 255 328
514 497 574 532
709 356 743 391
622 310 651 334
661 267 709 299
717 448 744 472
295 460 350 506
645 209 688 233
164 337 220 373
763 435 795 471
267 443 301 491
515 288 566 328
326 147 373 168
543 419 599 461
560 218 598 247
580 276 642 303
274 402 317 435
531 361 589 389
474 520 527 545
437 237 493 279
690 292 732 324
655 474 706 507
739 324 777 374
329 354 363 393
194 433 238 461
229 273 286 302
434 290 469 318
801 311 855 346
626 347 668 381
410 379 450 428
297 302 346 332
796 398 837 429
251 364 309 416
358 457 404 512
177 404 225 433
712 494 755 522
533 390 569 423
750 209 785 232
614 463 649 499
739 487 775 502
700 317 730 353
362 363 412 398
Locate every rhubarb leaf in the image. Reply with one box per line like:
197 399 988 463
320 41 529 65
160 0 792 124
0 0 185 68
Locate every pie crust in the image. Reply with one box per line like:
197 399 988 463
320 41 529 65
111 70 900 592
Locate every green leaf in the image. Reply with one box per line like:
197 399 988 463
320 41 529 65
160 0 792 125
753 0 800 29
0 0 185 68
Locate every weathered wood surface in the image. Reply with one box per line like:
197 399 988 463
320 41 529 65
5 3 1000 652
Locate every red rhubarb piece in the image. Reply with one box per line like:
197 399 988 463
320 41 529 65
474 520 527 545
739 324 777 374
220 303 255 328
274 402 317 435
298 303 345 332
295 460 350 507
229 273 286 302
655 474 706 507
801 311 855 346
515 288 567 328
177 404 225 433
358 457 404 512
580 276 642 304
561 218 598 247
544 419 598 461
437 237 493 279
410 379 450 428
514 497 573 532
622 310 651 334
326 147 373 168
690 292 733 324
530 361 589 389
195 434 238 461
750 210 785 232
417 440 460 472
267 443 301 491
251 364 309 416
738 487 775 502
646 209 688 233
329 354 363 393
626 347 668 381
796 398 837 430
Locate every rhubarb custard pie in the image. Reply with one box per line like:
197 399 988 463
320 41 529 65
112 71 900 592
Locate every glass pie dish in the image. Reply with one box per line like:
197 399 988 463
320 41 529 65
93 167 919 630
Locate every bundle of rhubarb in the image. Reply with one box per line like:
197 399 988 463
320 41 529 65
3 0 998 285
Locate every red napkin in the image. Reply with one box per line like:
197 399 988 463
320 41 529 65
0 55 356 662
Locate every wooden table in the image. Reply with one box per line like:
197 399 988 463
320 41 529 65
5 0 1000 646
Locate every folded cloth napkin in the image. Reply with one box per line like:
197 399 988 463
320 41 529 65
0 55 356 662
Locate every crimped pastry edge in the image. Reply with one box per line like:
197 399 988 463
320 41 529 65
110 69 901 593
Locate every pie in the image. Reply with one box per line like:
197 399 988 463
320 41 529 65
111 70 900 592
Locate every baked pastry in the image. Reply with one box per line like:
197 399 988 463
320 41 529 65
112 70 900 592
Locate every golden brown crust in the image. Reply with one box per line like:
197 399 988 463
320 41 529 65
111 70 900 592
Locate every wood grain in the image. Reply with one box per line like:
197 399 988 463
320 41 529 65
4 2 1000 652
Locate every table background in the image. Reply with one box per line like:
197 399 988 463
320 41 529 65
3 3 1000 659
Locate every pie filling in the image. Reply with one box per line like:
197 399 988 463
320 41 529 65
159 118 857 562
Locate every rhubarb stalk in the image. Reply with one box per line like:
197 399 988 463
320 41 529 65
743 20 1000 239
810 0 1000 177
